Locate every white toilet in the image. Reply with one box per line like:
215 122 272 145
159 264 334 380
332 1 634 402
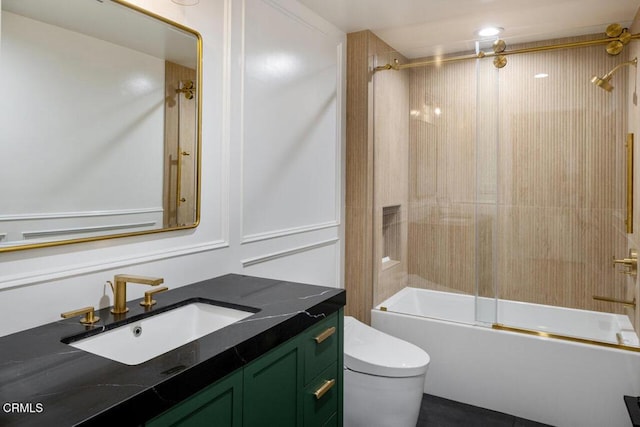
343 316 430 427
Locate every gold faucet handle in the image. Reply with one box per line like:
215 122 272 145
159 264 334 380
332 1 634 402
61 306 100 325
612 249 638 276
140 286 169 307
613 256 636 266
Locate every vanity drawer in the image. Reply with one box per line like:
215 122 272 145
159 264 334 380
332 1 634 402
304 362 338 427
303 312 339 383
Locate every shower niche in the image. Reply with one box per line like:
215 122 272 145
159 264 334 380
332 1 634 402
382 205 401 269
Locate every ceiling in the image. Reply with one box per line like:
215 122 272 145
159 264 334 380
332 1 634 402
297 0 640 59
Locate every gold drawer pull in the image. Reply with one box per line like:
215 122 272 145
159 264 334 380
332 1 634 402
313 379 336 400
314 326 336 344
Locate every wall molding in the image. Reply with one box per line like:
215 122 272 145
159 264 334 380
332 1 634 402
0 207 163 221
334 41 345 228
241 220 339 244
1 207 164 246
260 0 328 36
22 221 158 239
0 240 229 291
220 0 234 245
241 237 339 267
238 0 344 241
238 0 248 245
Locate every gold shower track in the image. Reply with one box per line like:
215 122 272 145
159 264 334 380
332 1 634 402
492 323 640 352
374 33 640 72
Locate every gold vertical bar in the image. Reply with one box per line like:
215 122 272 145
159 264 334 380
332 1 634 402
627 133 634 234
176 148 183 207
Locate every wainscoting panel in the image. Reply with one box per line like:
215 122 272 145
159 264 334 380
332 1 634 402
241 238 340 287
240 0 343 240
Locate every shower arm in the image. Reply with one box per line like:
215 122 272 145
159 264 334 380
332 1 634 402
601 57 638 80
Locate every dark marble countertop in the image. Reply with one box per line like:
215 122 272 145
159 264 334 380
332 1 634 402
0 274 345 426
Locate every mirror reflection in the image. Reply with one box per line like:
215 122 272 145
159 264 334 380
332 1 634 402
0 0 201 251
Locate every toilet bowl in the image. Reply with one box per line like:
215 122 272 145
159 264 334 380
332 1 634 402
343 316 430 427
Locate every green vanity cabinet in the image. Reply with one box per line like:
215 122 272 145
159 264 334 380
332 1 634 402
147 309 343 427
146 369 243 427
243 335 303 426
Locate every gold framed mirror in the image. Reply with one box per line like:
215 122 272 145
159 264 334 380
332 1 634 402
0 0 202 252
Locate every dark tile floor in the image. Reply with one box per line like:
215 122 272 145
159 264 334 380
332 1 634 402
417 394 553 427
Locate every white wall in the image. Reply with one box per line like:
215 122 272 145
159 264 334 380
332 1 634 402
0 0 345 337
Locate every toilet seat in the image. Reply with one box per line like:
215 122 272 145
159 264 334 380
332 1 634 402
344 316 430 378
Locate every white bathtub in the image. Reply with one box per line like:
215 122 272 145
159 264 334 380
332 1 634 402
376 287 639 345
371 287 640 427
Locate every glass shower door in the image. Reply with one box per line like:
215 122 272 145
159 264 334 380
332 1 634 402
489 38 635 347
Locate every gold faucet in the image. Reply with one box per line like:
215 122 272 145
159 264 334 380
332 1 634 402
111 274 164 314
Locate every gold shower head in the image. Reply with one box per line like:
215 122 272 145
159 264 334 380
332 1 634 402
591 57 638 92
591 75 614 92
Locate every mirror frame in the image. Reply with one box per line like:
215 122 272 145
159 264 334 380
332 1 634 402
0 0 203 253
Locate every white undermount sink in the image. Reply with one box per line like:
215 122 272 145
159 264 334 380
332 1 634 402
66 302 257 365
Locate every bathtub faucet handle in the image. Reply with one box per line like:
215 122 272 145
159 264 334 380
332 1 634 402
612 249 637 276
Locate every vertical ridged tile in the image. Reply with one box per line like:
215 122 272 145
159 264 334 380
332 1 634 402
406 34 630 316
345 31 410 323
345 31 374 324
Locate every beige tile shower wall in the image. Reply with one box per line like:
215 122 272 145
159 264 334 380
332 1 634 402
345 31 374 324
407 58 492 296
409 36 629 313
345 31 409 322
372 42 410 306
498 39 627 313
